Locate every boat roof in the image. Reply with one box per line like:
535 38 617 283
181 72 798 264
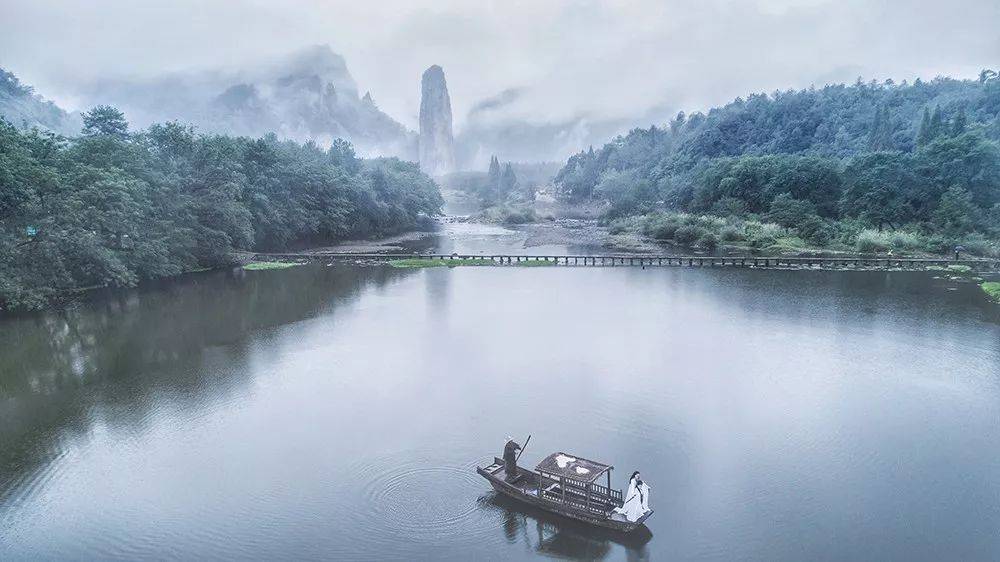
535 452 613 483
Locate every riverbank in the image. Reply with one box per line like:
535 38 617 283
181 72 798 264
606 211 1000 260
11 209 1000 314
982 282 1000 303
258 212 1000 271
445 188 1000 260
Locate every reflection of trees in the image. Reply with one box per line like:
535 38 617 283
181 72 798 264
481 493 652 561
0 264 411 502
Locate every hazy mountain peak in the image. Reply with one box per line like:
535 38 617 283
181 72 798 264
266 44 357 98
66 45 414 158
0 67 81 134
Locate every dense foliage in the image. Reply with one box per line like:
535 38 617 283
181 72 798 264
0 108 442 310
555 74 1000 253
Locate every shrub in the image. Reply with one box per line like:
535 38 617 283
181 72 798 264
856 229 891 253
608 220 629 235
982 282 1000 303
608 215 643 234
924 234 954 255
697 232 719 251
796 215 833 246
835 218 867 246
959 233 997 257
674 225 705 244
766 193 818 228
744 221 784 248
501 207 538 224
688 214 727 231
642 213 682 240
888 230 923 251
720 226 745 242
649 222 679 240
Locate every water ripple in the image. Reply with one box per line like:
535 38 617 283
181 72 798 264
338 448 505 558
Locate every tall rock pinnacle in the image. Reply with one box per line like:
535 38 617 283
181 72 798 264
418 65 455 176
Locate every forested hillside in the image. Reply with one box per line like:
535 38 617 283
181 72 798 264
555 74 1000 255
0 68 80 135
0 107 442 311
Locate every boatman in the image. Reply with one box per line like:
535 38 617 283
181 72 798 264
503 436 522 482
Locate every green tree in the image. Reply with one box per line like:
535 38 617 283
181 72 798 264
765 193 818 228
840 152 916 229
499 163 518 197
329 138 361 174
915 132 1000 213
81 105 129 139
928 106 945 142
917 107 933 147
709 196 746 217
487 155 502 203
868 105 893 150
952 107 968 136
932 186 980 235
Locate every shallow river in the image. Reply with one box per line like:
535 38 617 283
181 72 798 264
2 223 1000 561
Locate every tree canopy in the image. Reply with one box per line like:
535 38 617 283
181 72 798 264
554 74 1000 249
0 110 442 311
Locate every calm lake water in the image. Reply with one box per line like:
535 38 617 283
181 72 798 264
2 224 1000 561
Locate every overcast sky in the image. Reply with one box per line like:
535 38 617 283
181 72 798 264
3 0 999 129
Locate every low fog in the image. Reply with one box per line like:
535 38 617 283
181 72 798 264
3 0 999 165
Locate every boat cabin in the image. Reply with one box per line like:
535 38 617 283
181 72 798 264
533 452 624 517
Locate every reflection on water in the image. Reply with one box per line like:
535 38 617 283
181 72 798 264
2 258 1000 561
0 265 409 504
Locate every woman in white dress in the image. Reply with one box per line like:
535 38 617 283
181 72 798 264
614 471 650 522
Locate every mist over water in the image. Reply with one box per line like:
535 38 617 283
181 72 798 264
2 233 999 560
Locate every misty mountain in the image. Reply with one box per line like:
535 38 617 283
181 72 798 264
0 68 80 135
75 45 416 159
455 87 672 170
3 48 663 172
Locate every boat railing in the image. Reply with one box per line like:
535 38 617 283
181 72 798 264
561 494 616 516
589 482 623 504
536 470 624 517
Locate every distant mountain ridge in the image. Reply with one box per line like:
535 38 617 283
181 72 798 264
455 87 670 170
70 46 417 159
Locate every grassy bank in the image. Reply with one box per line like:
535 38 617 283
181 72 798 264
475 203 554 225
982 282 1000 303
389 258 556 268
243 261 305 271
609 211 1000 258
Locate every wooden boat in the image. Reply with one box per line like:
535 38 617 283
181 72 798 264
476 451 653 533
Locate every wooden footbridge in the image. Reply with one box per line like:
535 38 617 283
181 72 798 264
250 252 1000 271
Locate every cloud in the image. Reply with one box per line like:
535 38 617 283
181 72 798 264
2 0 997 132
